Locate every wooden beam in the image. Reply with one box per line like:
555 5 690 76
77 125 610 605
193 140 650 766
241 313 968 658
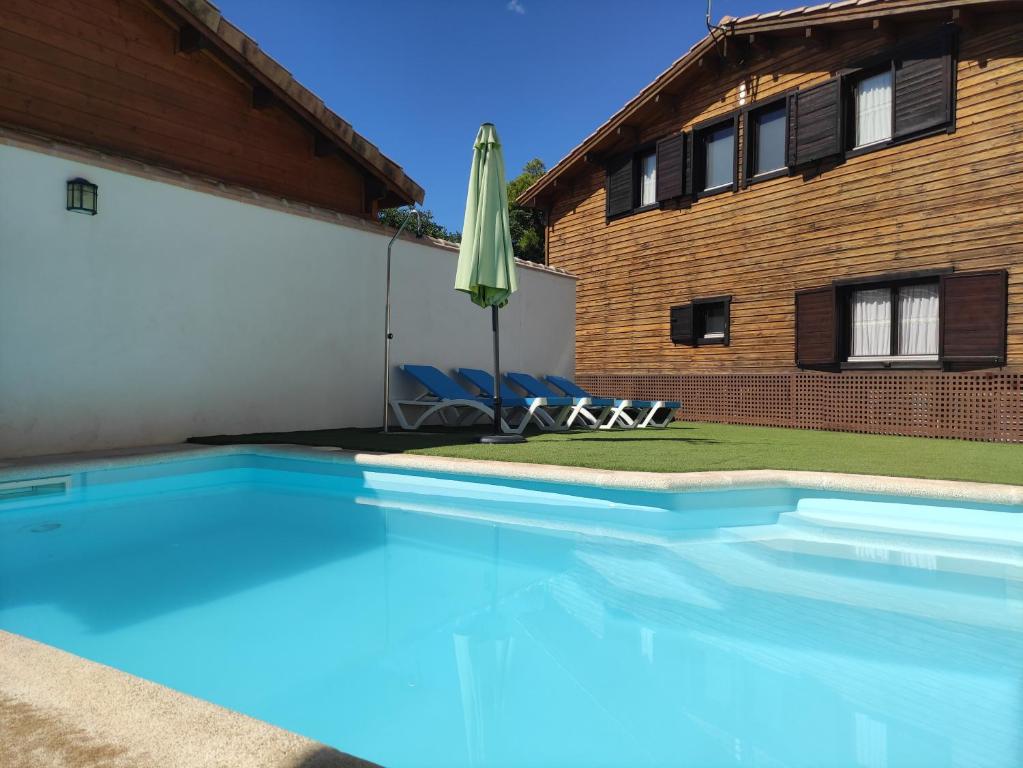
251 83 274 110
951 8 975 28
698 55 721 76
747 33 773 56
583 151 605 165
654 91 682 113
313 134 337 157
804 26 830 48
723 36 750 68
177 24 206 54
615 125 639 143
872 18 897 43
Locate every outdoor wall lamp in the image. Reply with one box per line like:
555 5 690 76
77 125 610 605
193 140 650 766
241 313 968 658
66 178 98 215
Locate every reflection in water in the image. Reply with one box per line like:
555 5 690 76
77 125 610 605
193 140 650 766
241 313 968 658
0 467 1020 768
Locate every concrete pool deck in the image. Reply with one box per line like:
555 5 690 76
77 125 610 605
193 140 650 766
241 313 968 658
1 441 1021 766
0 631 376 768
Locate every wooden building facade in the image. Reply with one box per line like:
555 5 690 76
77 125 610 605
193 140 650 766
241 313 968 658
519 0 1023 441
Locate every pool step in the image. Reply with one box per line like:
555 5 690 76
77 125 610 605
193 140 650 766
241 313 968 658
731 523 1023 582
669 536 1023 630
784 504 1023 547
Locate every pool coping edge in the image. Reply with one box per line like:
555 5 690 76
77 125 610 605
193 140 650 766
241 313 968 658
0 442 1020 505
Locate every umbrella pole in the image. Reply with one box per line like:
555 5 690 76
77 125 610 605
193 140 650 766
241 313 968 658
480 305 525 444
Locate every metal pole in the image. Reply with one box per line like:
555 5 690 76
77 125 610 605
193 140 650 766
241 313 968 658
479 303 525 444
382 208 419 433
491 304 501 435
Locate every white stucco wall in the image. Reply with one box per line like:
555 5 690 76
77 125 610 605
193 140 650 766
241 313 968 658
0 142 575 458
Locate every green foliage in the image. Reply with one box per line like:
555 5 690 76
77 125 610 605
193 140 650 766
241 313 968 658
507 158 547 264
378 157 546 259
378 206 461 243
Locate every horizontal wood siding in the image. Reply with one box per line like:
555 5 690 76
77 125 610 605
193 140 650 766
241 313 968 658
546 17 1023 376
0 0 367 215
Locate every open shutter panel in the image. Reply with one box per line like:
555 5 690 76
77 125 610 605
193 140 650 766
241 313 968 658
894 28 956 139
606 155 634 218
940 270 1007 364
655 133 686 203
787 79 843 167
795 286 838 367
670 304 695 345
683 131 694 197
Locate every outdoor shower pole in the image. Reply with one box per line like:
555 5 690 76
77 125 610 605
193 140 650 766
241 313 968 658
382 207 420 433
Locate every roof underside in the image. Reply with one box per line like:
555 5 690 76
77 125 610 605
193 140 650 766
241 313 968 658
518 0 1017 206
160 0 425 207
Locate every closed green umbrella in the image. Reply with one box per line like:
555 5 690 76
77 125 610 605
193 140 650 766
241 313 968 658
455 123 523 443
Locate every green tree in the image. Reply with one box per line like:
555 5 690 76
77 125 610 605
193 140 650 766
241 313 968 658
507 158 546 264
378 206 461 243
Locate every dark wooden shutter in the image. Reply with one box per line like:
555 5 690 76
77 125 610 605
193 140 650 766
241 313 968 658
655 133 686 203
940 270 1007 364
787 79 843 167
606 155 634 218
795 286 838 367
894 28 955 139
670 304 695 345
683 131 694 197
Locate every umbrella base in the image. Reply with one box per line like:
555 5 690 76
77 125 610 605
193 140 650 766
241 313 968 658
479 434 526 444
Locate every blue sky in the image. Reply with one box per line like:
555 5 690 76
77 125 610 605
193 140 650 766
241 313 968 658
214 0 787 231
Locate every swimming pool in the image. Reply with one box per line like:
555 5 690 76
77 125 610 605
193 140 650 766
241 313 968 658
1 452 1020 767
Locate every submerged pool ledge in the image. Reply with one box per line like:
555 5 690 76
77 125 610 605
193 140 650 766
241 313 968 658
0 630 376 768
1 442 1020 506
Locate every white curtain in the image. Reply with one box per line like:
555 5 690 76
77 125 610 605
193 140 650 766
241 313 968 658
898 284 940 355
851 288 891 357
855 71 892 147
640 153 656 206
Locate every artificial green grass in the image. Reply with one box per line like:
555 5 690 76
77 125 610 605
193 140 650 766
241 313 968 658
191 421 1023 486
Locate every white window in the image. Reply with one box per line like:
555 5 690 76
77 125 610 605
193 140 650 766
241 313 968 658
850 287 892 357
639 151 656 206
897 283 939 356
701 121 735 191
854 70 893 148
849 282 939 361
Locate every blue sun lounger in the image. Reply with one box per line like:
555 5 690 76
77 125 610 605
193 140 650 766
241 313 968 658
504 371 614 429
389 365 546 433
456 368 572 432
545 374 680 429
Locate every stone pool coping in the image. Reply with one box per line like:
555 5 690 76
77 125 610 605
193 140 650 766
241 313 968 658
1 441 1020 765
1 441 1021 505
0 630 376 768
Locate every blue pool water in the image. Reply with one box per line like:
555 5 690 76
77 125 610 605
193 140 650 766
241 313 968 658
1 453 1021 767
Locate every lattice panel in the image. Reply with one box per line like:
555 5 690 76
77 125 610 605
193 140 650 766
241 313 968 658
578 374 683 413
576 372 1023 442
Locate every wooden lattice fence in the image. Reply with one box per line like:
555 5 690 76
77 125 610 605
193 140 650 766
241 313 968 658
576 372 1023 442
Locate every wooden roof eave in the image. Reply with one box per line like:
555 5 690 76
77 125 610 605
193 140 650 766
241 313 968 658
158 0 425 206
516 0 1009 207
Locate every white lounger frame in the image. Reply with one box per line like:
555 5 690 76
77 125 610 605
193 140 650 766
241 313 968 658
389 393 549 433
557 399 676 430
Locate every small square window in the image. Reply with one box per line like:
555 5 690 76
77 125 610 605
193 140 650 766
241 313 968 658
697 120 735 193
749 101 787 177
853 69 893 148
695 297 730 345
637 150 656 207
